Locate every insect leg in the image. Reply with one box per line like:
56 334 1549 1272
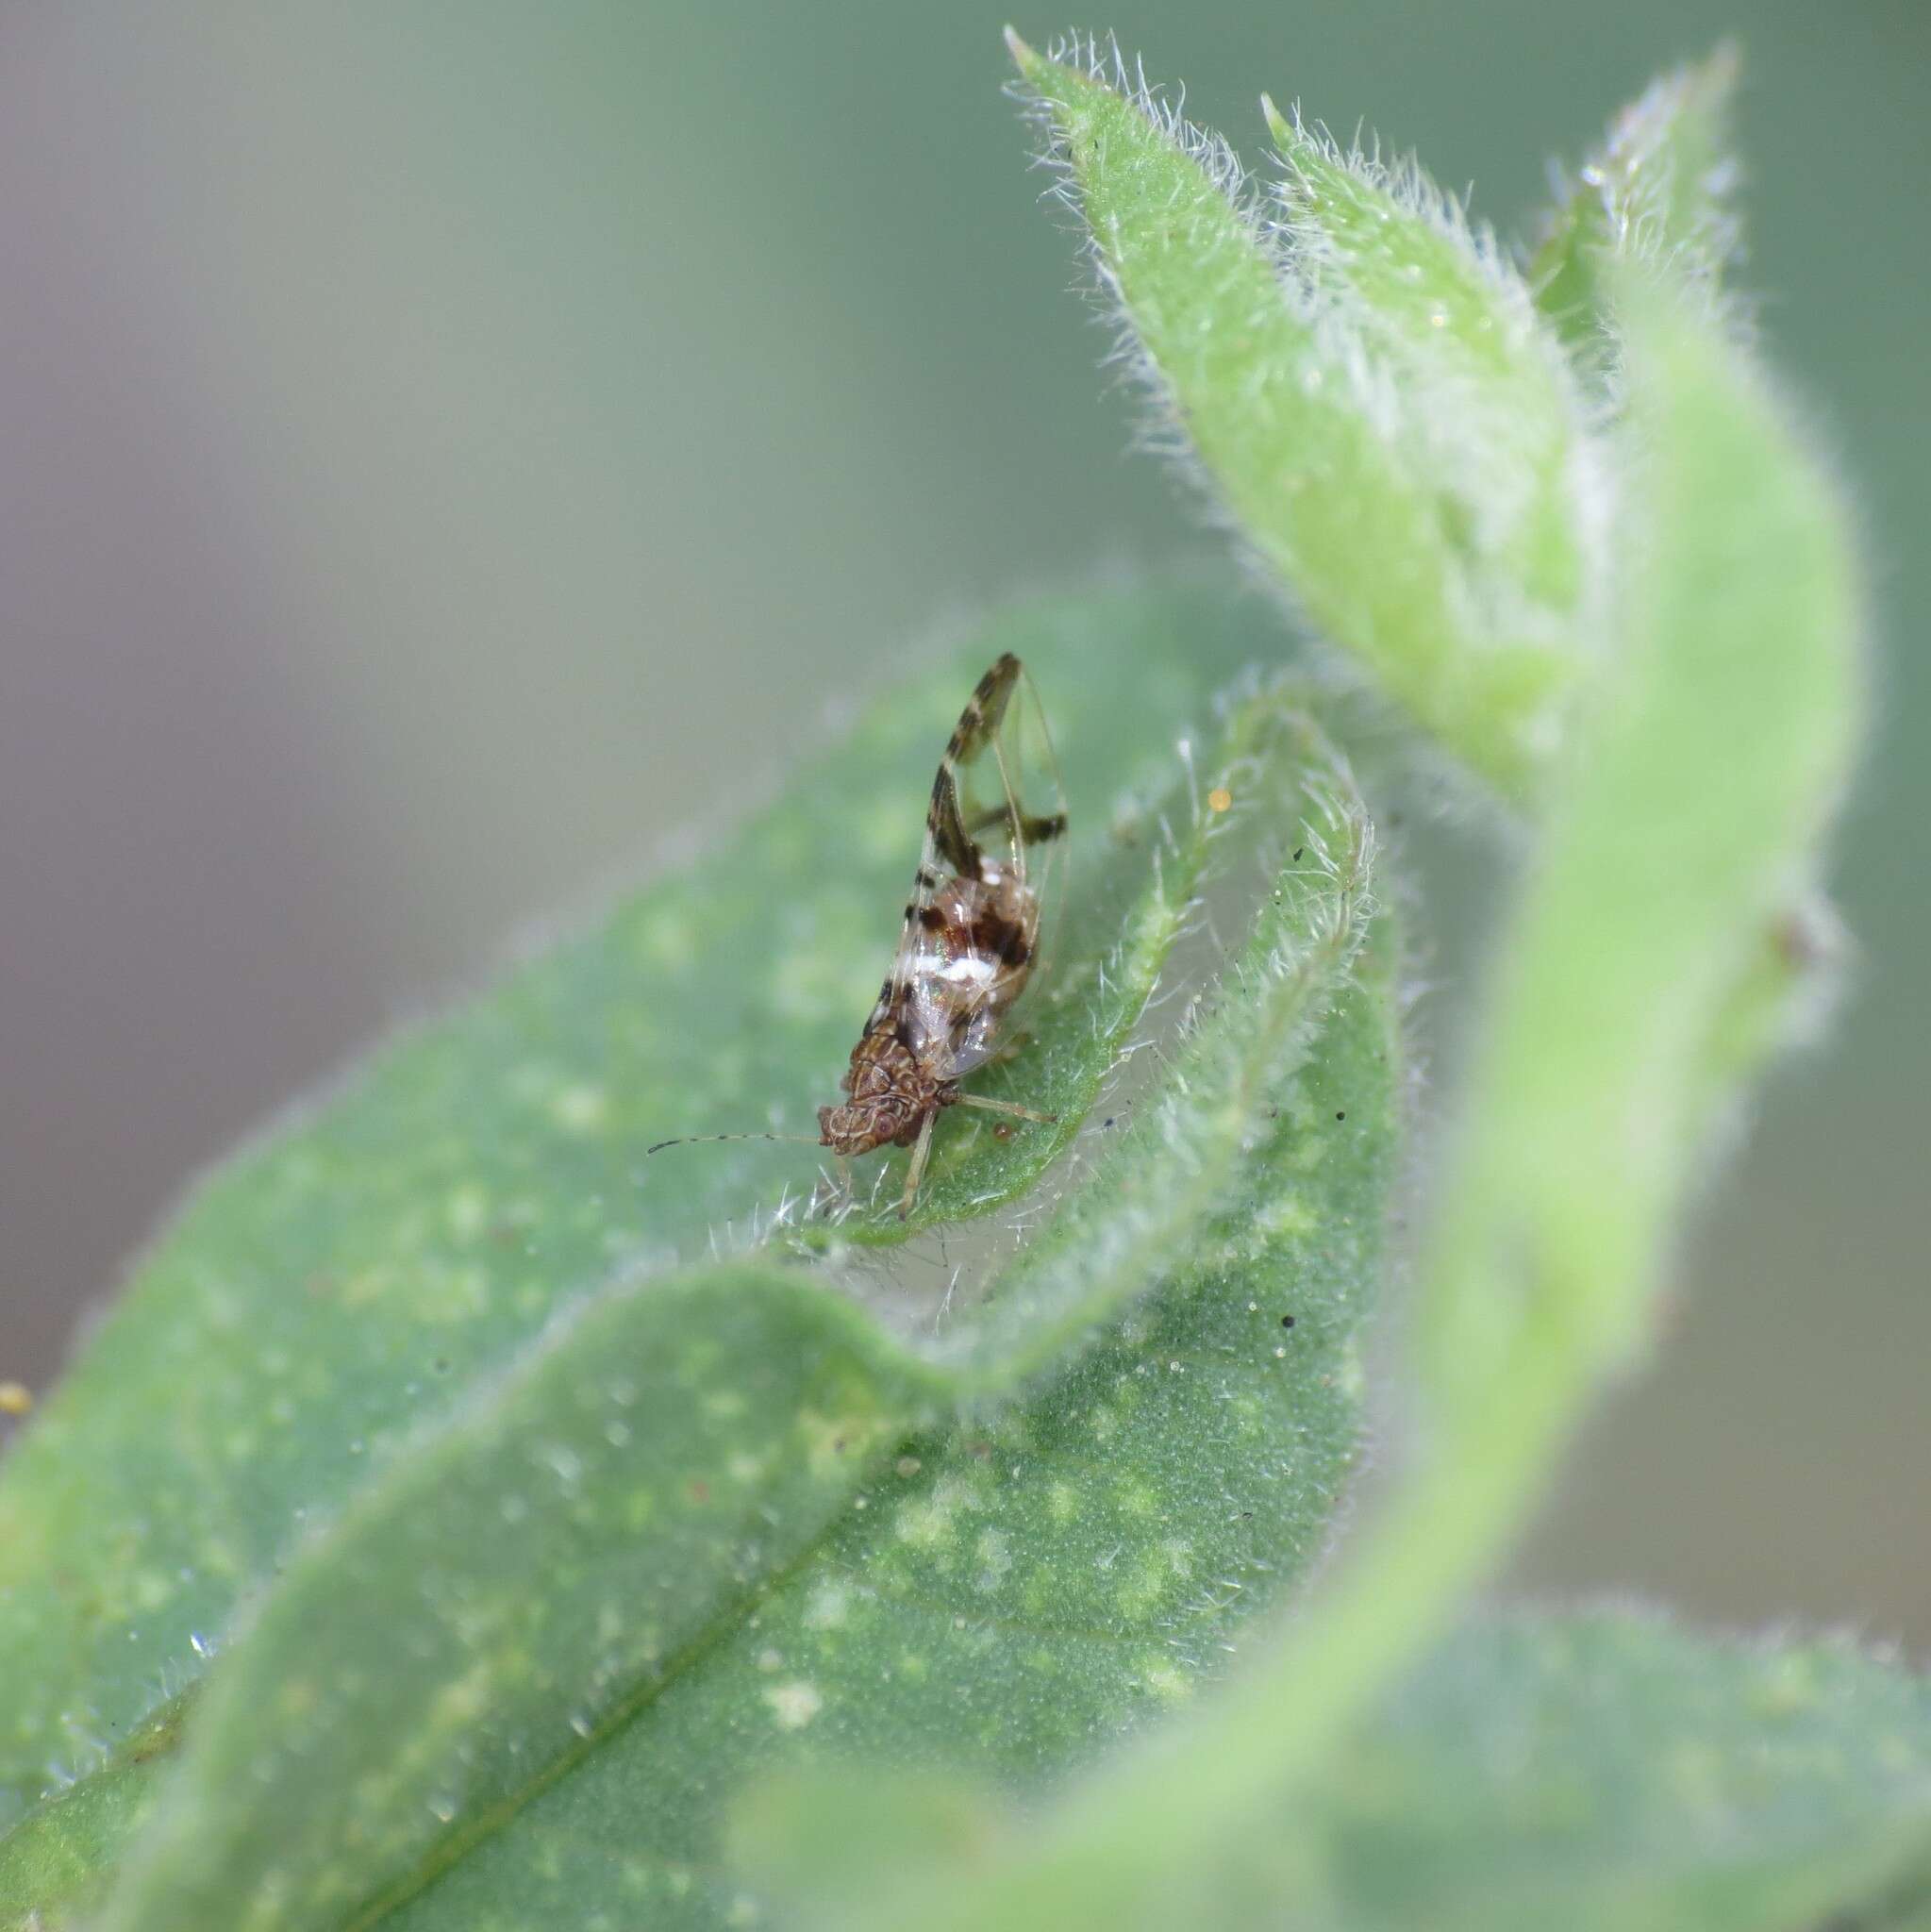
807 1154 856 1221
964 802 1066 843
954 1093 1057 1125
899 1110 938 1220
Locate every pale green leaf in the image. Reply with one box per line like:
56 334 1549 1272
1420 270 1863 1423
1009 33 1596 797
1531 44 1744 354
1261 97 1592 617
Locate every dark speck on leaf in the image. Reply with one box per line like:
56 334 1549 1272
1281 1314 1296 1329
1292 846 1304 861
1335 1110 1346 1121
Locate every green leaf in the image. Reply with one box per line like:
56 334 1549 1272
1008 33 1596 798
1260 97 1592 618
773 235 1866 1932
0 1701 181 1932
751 1614 1931 1932
1095 266 1868 1881
1419 269 1863 1427
1291 1613 1931 1932
84 1261 941 1932
0 579 1257 1834
937 704 1382 1387
356 721 1399 1932
1530 44 1744 356
0 585 1407 1929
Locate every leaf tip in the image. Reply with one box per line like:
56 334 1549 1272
1002 25 1039 75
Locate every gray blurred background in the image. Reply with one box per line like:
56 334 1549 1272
2 5 1924 1641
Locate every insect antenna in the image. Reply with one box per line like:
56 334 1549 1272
645 1131 821 1156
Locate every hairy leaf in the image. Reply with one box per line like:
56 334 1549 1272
0 581 1257 1832
0 587 1405 1930
1261 97 1592 618
0 1702 180 1932
1419 269 1862 1424
352 741 1396 1932
765 221 1865 1932
1009 33 1596 797
1531 44 1744 356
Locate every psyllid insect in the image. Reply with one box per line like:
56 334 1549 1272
649 653 1067 1217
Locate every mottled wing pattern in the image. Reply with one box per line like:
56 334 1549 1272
867 654 1067 1078
931 654 1067 886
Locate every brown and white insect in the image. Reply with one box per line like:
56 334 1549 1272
650 653 1067 1218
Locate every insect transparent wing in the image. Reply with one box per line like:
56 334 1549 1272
943 658 1067 899
879 655 1068 1077
991 658 1068 979
929 658 1069 1074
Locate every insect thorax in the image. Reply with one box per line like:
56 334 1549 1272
818 1027 946 1156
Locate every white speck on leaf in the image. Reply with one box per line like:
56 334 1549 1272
763 1681 824 1730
